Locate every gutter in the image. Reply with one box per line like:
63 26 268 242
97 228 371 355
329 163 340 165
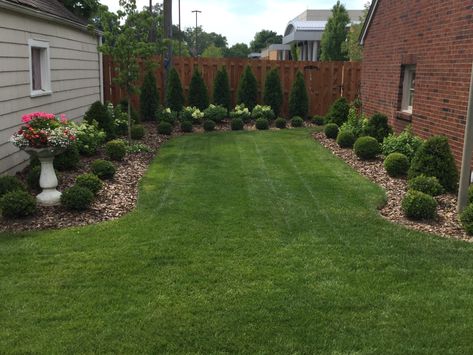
0 0 102 36
359 0 378 45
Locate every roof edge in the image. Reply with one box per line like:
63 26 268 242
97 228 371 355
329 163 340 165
0 0 99 36
359 0 378 45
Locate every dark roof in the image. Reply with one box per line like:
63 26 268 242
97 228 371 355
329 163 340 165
359 0 379 45
4 0 88 26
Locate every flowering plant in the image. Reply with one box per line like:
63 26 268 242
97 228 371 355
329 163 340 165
204 104 226 123
230 104 251 122
181 106 204 124
251 105 275 120
10 112 76 149
159 107 178 124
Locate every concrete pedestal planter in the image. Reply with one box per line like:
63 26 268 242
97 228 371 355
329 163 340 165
24 147 64 206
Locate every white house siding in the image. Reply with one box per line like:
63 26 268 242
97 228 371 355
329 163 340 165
0 8 101 174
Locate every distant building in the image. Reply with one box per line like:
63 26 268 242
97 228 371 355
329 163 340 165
260 44 291 61
283 9 363 61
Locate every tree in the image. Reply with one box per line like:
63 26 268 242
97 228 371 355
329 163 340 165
98 0 162 142
213 67 231 111
250 30 283 53
60 0 100 20
237 66 258 111
288 71 308 118
263 69 283 117
224 43 250 58
202 45 223 58
140 70 159 121
320 1 351 61
183 27 228 56
344 3 370 61
188 69 209 110
166 68 185 112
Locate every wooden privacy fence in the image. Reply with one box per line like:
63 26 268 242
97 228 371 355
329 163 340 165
103 56 361 118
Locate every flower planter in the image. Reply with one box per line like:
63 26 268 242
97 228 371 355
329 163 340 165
24 147 64 206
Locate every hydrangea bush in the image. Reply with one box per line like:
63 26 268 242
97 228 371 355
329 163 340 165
10 112 76 149
251 105 275 120
230 104 251 122
181 106 204 124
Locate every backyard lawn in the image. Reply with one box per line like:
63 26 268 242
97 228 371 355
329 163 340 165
2 129 473 353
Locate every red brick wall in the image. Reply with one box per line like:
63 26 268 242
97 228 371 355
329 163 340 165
361 0 473 164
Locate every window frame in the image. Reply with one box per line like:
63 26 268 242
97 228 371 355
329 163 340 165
28 39 52 97
401 65 416 114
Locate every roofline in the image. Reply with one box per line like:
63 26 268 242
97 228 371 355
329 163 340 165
0 0 101 36
359 0 378 45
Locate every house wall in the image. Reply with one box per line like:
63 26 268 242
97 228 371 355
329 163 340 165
361 0 473 164
0 8 101 175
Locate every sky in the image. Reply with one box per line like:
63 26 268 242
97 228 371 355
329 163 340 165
99 0 368 46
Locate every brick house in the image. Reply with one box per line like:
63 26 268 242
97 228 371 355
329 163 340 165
359 0 473 164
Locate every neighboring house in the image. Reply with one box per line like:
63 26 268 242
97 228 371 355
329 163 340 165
360 0 473 164
283 9 363 61
0 0 103 175
260 44 291 61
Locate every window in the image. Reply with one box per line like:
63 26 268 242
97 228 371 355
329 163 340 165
28 39 51 97
401 65 416 113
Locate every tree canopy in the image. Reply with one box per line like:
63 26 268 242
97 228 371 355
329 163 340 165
320 1 351 61
343 3 370 61
60 0 101 20
224 43 250 58
250 30 283 52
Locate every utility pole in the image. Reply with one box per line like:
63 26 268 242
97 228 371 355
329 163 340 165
178 0 181 56
192 10 201 56
163 0 173 94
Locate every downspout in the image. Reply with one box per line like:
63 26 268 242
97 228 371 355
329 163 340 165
457 61 473 213
98 35 104 104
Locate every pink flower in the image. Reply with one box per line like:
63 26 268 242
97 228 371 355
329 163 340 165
60 114 68 123
22 114 32 123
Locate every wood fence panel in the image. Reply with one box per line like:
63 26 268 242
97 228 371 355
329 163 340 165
103 56 361 118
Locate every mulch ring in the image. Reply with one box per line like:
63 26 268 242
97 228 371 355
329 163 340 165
0 122 172 233
313 131 471 242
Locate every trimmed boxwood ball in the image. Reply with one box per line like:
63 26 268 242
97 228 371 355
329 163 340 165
275 117 286 129
401 190 437 220
61 185 94 211
180 120 193 133
336 131 355 148
158 121 173 135
408 175 444 196
76 173 103 195
460 204 473 235
291 116 304 127
354 136 380 160
203 120 216 132
130 124 145 140
408 135 458 192
54 144 80 171
105 139 127 161
324 123 339 139
91 159 116 180
312 115 325 126
0 190 36 218
231 118 244 131
0 175 25 197
255 118 269 130
384 152 409 177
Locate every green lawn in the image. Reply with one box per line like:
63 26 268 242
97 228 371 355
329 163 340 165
2 129 473 353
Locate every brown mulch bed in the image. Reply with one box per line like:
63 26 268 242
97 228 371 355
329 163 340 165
313 131 471 242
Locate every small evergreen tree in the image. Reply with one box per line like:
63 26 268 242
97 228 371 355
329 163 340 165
166 67 184 112
188 68 209 110
139 70 159 121
237 66 258 111
320 1 351 61
84 101 114 139
288 71 308 118
213 67 231 111
263 68 283 117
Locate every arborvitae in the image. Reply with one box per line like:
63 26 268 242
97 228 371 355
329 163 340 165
139 70 159 121
263 68 283 117
213 66 231 111
166 68 184 112
188 68 209 110
288 71 308 118
237 65 258 110
84 101 114 138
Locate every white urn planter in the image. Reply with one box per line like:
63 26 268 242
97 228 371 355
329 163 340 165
24 147 65 206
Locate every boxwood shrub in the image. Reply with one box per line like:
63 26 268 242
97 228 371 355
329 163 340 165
291 116 304 127
255 118 269 130
407 175 444 196
354 136 380 160
324 123 339 139
130 124 145 140
105 139 127 161
460 204 473 235
76 173 103 195
91 159 116 180
158 121 173 135
203 120 216 132
180 120 193 133
312 115 325 126
275 117 286 129
384 152 409 177
0 175 25 197
401 189 437 220
0 190 36 218
231 118 244 131
61 185 94 211
336 131 355 148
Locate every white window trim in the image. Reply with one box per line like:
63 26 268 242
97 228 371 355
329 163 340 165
401 65 416 114
28 39 52 97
